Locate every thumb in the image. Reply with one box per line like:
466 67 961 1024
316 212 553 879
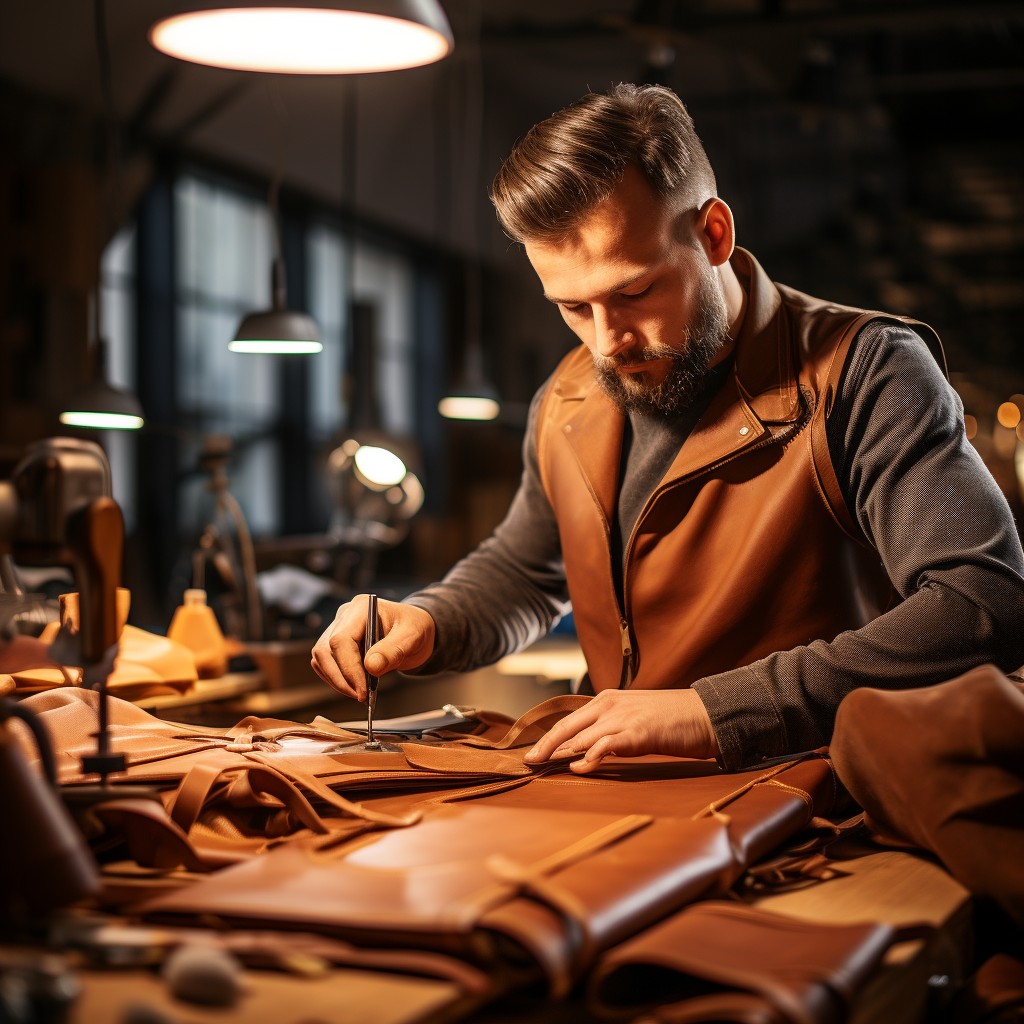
364 644 390 675
365 626 429 675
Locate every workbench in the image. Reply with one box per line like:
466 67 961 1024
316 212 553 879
55 824 971 1024
5 639 980 1024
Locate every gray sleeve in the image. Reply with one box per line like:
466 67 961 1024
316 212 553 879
403 384 571 673
693 321 1024 769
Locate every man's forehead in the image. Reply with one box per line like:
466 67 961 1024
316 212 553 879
524 172 692 299
525 225 679 305
536 261 654 306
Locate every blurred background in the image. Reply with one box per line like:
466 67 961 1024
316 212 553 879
2 0 1022 638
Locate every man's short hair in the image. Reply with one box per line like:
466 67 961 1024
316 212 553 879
490 83 717 244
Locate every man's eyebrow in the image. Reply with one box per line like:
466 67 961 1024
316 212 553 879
544 269 652 305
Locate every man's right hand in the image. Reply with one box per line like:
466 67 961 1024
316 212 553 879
310 596 436 701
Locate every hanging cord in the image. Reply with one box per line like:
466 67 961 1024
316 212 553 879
267 80 290 311
462 0 486 387
92 0 119 348
343 78 358 402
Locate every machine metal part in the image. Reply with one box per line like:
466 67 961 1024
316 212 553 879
0 437 126 779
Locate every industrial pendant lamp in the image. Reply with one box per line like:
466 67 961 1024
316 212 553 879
60 337 145 431
228 254 324 355
61 0 145 431
437 6 499 423
149 1 454 75
438 341 500 421
229 103 324 355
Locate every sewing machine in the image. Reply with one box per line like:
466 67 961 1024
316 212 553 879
0 437 128 926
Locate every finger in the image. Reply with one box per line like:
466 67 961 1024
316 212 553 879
523 707 600 763
310 609 368 700
365 625 423 676
308 654 358 701
366 604 436 676
569 734 620 774
310 641 363 700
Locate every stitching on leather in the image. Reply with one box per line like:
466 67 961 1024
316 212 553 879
760 778 813 811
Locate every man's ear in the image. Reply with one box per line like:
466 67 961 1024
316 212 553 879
696 197 735 266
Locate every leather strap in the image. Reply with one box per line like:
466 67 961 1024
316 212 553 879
693 754 820 821
455 694 591 749
807 312 876 544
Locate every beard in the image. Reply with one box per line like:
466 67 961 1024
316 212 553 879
593 262 729 417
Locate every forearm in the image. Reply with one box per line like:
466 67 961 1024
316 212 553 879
695 564 1024 769
405 531 570 673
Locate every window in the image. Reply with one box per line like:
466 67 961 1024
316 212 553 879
174 175 282 537
172 172 422 541
99 224 138 530
307 223 416 441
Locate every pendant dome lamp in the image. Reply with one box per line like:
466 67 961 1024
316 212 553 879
60 337 146 431
149 0 454 75
436 4 499 423
229 105 324 355
228 247 325 355
61 0 145 430
437 339 500 421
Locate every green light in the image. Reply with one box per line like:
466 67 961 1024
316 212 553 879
59 410 145 431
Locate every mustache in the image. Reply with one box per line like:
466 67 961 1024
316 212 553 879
593 344 676 373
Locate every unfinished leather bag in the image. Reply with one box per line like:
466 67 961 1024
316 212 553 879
586 900 894 1023
136 750 840 998
14 688 596 868
19 685 841 996
829 663 1024 930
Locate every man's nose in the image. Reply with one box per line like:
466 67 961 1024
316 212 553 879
593 309 634 359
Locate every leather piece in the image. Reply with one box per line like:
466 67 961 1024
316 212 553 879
18 687 840 997
20 622 199 697
830 663 1024 929
136 754 837 996
138 805 736 997
586 900 894 1023
951 953 1024 1024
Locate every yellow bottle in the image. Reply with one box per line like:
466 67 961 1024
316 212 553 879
167 589 228 679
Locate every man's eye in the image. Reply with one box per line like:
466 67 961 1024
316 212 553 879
620 284 652 300
561 303 589 316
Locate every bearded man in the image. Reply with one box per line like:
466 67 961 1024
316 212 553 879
312 84 1024 771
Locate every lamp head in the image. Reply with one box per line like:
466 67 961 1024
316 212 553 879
326 432 424 548
229 308 324 355
59 339 145 431
149 0 454 75
438 390 501 422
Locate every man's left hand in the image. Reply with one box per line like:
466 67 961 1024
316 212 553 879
523 688 720 772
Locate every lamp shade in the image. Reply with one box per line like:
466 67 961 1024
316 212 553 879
437 387 500 422
229 253 324 354
149 0 454 74
59 382 145 431
439 342 500 421
229 308 324 354
59 341 145 431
